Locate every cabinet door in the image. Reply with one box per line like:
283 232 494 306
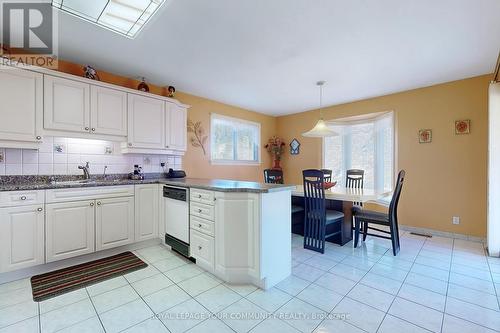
165 104 187 151
91 86 127 136
127 94 165 149
135 185 159 242
96 196 135 251
0 205 45 273
46 201 95 262
0 66 43 143
190 229 214 271
44 75 90 133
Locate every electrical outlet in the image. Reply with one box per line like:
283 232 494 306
452 216 460 225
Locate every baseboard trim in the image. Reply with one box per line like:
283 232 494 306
400 225 486 243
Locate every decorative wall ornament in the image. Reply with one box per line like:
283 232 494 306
418 129 432 143
265 136 286 170
137 77 150 92
455 119 470 135
290 138 301 155
83 65 100 80
187 119 208 155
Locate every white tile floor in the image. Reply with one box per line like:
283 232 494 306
1 232 499 333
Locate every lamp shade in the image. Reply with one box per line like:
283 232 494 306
302 119 338 137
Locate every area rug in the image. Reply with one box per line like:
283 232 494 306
31 251 147 302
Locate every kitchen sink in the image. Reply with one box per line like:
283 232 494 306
55 179 96 186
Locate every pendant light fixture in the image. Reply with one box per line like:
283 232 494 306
302 81 338 137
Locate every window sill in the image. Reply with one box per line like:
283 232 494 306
210 160 261 166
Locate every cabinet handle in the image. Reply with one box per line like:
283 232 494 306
36 136 42 140
91 128 96 132
198 223 202 228
198 194 202 198
97 201 101 206
166 145 169 148
85 127 89 131
37 207 43 212
198 246 202 250
128 143 132 147
198 209 202 213
20 196 27 200
90 202 94 206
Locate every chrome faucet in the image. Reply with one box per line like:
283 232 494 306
78 162 91 179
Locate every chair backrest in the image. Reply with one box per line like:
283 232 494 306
346 169 364 207
264 169 284 184
320 169 332 182
389 170 406 225
302 169 327 252
346 169 364 189
302 169 326 215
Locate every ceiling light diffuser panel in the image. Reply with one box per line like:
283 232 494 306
52 0 166 38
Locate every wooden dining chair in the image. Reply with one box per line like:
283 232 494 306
353 170 406 256
303 169 344 253
346 169 365 231
320 169 333 182
263 169 284 184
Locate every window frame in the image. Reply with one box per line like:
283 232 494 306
321 111 396 195
209 113 262 166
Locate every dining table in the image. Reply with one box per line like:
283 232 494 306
292 186 392 246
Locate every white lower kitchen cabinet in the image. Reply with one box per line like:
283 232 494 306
46 200 95 262
96 196 135 251
190 229 215 271
135 184 159 242
0 205 45 273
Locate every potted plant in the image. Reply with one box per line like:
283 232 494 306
265 136 286 170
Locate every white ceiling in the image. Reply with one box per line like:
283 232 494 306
53 0 500 115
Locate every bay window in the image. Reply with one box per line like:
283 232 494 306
323 112 395 191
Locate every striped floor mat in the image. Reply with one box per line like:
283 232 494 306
31 251 147 302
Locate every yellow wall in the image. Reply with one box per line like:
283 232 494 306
176 91 277 181
277 75 490 237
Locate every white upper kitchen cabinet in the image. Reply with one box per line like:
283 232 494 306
135 184 159 242
90 85 128 137
166 103 187 151
0 66 43 148
0 205 45 273
126 94 165 150
95 196 135 251
45 200 95 263
44 75 91 133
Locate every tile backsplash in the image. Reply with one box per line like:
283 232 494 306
0 137 182 176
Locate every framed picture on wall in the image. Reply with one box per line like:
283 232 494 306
418 129 432 143
455 119 470 135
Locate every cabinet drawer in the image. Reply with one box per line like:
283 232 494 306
190 202 214 221
190 229 214 270
0 190 44 208
190 189 215 206
190 215 214 237
46 185 134 203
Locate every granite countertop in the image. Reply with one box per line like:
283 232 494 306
0 175 296 193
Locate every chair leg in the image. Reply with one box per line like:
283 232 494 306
389 224 398 256
362 222 368 241
354 218 360 248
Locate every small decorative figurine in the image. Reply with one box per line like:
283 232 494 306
137 77 149 92
83 65 100 80
167 85 176 97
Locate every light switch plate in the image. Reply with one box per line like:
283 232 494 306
452 216 460 225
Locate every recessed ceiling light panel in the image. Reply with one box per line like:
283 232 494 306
52 0 166 38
